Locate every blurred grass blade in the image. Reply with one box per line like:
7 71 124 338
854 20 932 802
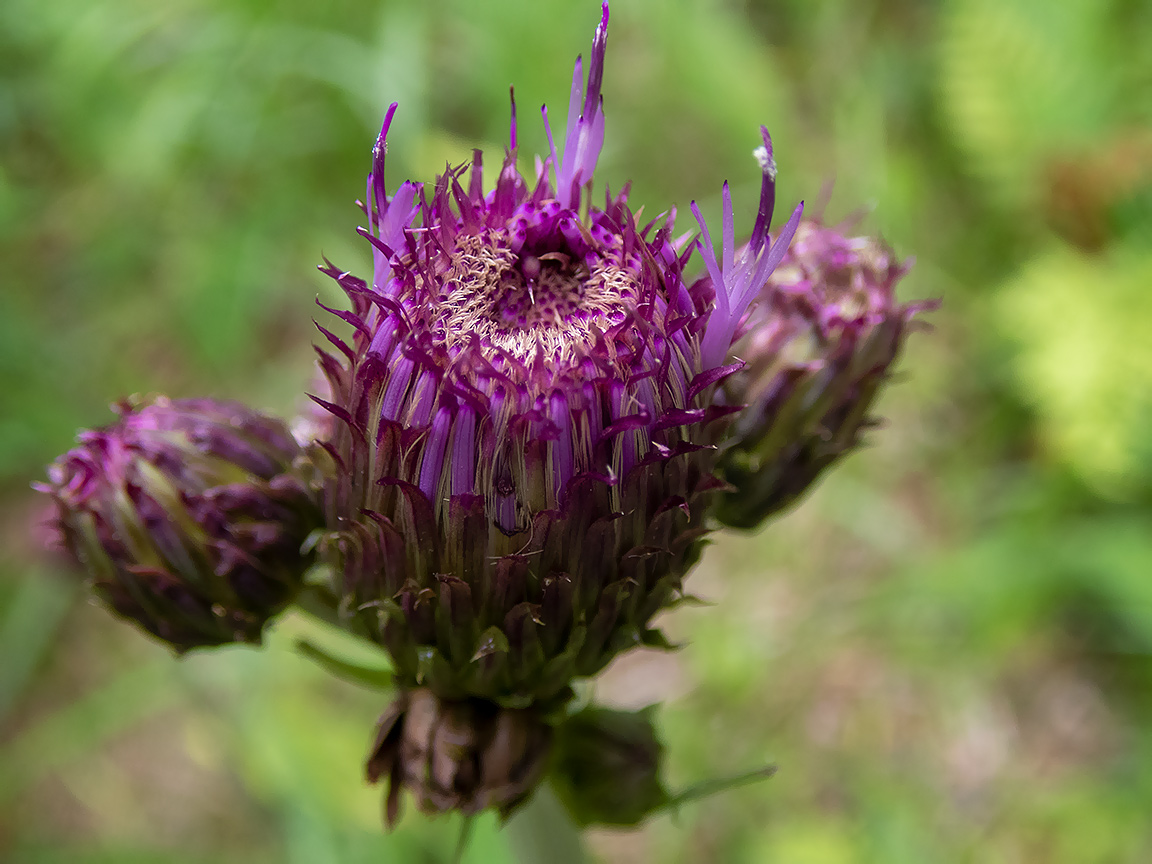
0 570 76 727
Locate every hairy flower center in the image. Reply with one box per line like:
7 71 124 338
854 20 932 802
432 225 640 367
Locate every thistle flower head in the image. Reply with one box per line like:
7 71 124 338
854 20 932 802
315 0 802 710
317 7 797 519
715 217 935 528
311 2 805 819
40 397 321 651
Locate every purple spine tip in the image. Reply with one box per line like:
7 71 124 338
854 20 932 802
586 2 610 115
371 103 400 220
750 126 777 254
508 86 518 151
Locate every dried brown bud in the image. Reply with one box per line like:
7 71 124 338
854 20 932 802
366 687 553 827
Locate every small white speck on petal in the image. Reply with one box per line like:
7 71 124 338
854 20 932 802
753 145 777 181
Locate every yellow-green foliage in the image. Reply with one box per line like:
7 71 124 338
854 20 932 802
939 0 1119 215
998 244 1152 496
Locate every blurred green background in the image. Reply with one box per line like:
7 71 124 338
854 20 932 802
3 0 1152 861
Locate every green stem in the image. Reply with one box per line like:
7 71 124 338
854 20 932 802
664 763 778 812
505 785 587 864
293 583 379 642
293 583 346 629
453 815 476 864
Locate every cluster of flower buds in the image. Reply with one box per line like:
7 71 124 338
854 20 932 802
37 0 926 832
40 397 321 652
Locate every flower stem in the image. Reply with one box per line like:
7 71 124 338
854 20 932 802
453 815 476 864
505 785 587 864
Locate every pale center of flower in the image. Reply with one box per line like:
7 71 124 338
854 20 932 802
433 229 639 367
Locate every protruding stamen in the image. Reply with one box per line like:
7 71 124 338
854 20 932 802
371 103 400 222
469 149 484 201
542 104 558 187
697 191 805 370
721 182 735 275
553 3 610 207
586 2 609 119
563 56 584 176
508 86 518 151
750 127 777 253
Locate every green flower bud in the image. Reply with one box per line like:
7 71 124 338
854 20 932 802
549 705 668 827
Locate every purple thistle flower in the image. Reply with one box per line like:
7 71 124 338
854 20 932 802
310 2 804 822
39 397 322 652
714 217 937 528
316 3 798 686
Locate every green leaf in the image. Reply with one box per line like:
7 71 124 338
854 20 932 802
295 639 393 691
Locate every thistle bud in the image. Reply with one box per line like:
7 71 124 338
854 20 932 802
715 218 933 529
39 396 321 651
366 688 553 826
549 705 668 827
